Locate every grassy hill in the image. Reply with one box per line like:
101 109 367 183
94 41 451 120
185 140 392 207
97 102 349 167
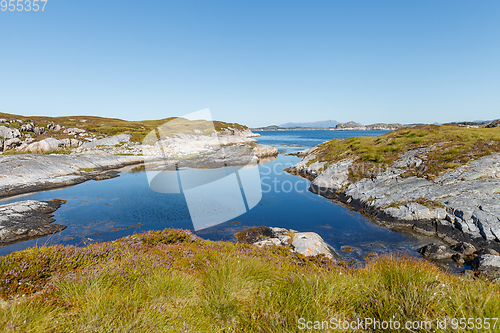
0 112 249 143
309 123 500 182
0 228 498 332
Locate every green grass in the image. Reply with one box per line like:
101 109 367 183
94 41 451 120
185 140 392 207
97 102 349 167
0 112 249 143
310 124 500 181
383 198 446 210
0 228 498 332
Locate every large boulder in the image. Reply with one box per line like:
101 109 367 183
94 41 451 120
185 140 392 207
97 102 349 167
291 232 341 260
252 144 278 158
0 126 20 139
26 138 61 153
237 226 342 261
419 243 457 260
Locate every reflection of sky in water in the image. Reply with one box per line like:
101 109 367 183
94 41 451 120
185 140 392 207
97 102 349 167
0 130 445 265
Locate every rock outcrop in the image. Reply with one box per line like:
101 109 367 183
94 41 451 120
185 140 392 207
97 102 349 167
25 138 61 153
0 200 66 245
252 145 278 158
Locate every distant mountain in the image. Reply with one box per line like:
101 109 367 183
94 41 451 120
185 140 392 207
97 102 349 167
279 120 339 128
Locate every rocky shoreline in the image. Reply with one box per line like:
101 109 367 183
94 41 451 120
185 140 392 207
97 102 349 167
0 200 66 246
287 147 500 280
0 127 277 246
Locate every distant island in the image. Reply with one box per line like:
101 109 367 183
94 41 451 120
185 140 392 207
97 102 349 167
279 120 339 128
252 119 500 131
251 121 403 131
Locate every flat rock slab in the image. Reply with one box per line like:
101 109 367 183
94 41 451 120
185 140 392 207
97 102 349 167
0 200 66 245
0 154 143 198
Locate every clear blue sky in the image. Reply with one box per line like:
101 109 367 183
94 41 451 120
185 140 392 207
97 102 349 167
1 1 499 127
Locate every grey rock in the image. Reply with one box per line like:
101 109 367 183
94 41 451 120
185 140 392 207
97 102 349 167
290 149 500 246
33 126 45 135
474 248 500 256
25 138 61 153
472 254 500 280
392 148 428 168
80 134 131 149
382 202 446 221
243 226 341 261
0 126 17 139
11 128 20 138
3 138 21 151
419 243 457 260
0 138 3 152
63 127 86 135
20 123 33 132
311 159 353 192
252 144 278 158
291 232 342 260
451 242 477 256
0 154 144 198
0 200 66 245
59 138 81 148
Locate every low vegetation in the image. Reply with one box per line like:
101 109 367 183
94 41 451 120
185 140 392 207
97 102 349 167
0 112 248 143
1 228 499 332
310 124 500 182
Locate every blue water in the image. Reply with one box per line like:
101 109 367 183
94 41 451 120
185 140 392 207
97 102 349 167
253 130 389 154
0 130 440 261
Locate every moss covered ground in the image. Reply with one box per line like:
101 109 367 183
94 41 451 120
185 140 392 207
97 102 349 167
1 228 499 332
